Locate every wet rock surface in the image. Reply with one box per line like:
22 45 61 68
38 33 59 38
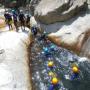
0 29 32 90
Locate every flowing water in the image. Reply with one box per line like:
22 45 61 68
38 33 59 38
30 34 90 90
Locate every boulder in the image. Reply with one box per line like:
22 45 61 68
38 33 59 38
0 29 32 90
30 16 38 27
48 13 90 55
30 0 88 24
87 0 90 4
80 37 90 58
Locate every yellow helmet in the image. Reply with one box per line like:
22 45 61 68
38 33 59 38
48 61 54 67
72 66 79 73
51 77 59 85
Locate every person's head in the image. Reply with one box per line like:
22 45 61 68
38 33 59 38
20 10 23 14
5 11 8 14
12 10 15 14
27 15 29 17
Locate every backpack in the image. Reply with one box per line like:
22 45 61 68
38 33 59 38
31 27 37 35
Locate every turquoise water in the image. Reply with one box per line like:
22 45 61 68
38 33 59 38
31 34 90 90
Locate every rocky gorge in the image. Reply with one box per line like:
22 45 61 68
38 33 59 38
30 0 90 59
0 0 90 90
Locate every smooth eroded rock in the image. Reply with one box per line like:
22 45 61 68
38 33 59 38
31 0 88 24
48 13 90 55
0 28 32 90
80 37 90 58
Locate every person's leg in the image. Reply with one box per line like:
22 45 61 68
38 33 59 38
16 22 18 31
21 23 23 30
6 19 8 24
27 21 30 28
8 19 12 30
10 20 13 30
5 18 7 24
9 24 11 30
20 21 23 30
14 21 18 31
8 21 11 30
8 24 10 30
7 19 10 30
23 21 25 30
11 24 13 30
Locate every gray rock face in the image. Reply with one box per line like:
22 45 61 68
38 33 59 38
87 0 90 4
30 0 88 24
47 11 90 55
80 36 90 58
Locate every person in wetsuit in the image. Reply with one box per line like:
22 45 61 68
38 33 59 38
26 15 31 28
4 12 8 24
6 12 13 30
31 26 38 36
12 12 18 31
19 12 25 30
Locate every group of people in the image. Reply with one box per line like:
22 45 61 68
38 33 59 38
4 10 31 31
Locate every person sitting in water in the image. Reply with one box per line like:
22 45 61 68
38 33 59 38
31 26 38 36
71 66 79 80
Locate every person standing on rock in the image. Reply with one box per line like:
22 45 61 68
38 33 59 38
12 11 18 31
26 15 31 28
19 11 25 30
4 11 8 24
6 12 13 30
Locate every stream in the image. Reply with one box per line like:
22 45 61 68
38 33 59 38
30 33 90 90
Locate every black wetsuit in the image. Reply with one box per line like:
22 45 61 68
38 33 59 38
13 13 18 30
26 15 30 28
31 27 38 36
6 13 13 30
19 13 25 26
4 13 8 22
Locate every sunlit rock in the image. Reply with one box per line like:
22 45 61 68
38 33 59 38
80 37 90 59
0 28 32 89
30 16 38 27
0 63 13 86
48 14 90 55
31 0 88 24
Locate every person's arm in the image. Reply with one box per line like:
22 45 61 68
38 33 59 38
23 14 26 20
